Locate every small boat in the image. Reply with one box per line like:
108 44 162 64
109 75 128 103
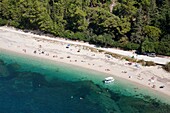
103 77 115 84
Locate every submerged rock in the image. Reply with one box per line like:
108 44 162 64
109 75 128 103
7 63 21 74
0 59 5 65
32 72 49 88
0 65 10 77
0 60 10 77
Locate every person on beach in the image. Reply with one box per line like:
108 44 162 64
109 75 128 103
23 49 26 53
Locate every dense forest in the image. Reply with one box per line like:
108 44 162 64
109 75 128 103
0 0 170 55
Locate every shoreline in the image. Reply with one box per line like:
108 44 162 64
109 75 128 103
1 47 170 105
0 26 170 103
1 48 170 104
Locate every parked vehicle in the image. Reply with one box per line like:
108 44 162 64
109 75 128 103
147 53 156 57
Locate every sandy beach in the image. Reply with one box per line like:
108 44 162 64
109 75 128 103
0 26 170 98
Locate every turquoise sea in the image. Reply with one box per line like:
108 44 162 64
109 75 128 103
0 49 170 113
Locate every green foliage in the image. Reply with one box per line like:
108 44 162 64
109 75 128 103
138 60 157 66
113 0 138 18
156 34 170 56
145 61 156 66
157 42 170 56
141 0 150 6
72 32 88 41
0 0 169 56
0 18 7 25
143 25 161 41
137 60 145 66
141 38 158 53
8 20 20 27
163 62 170 72
130 6 144 44
104 52 122 59
123 56 137 62
124 42 140 50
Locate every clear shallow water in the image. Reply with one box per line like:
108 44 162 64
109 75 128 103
0 49 170 113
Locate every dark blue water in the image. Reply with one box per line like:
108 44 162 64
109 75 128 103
0 50 170 113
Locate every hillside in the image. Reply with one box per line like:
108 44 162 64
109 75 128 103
0 0 170 55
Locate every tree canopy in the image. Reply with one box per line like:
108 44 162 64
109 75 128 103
0 0 170 55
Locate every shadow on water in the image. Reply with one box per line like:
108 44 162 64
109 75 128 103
0 58 170 113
